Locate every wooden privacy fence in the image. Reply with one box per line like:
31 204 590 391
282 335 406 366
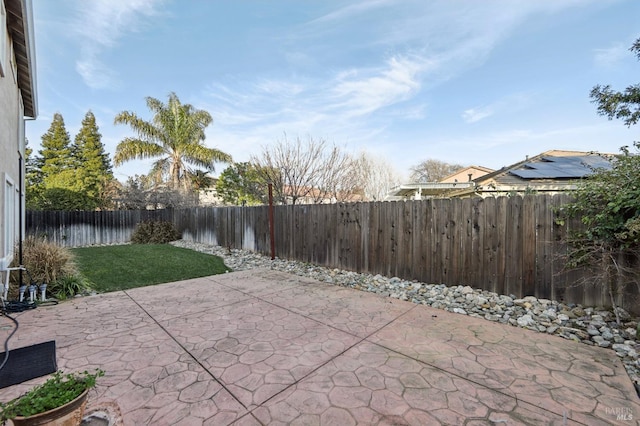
25 194 639 313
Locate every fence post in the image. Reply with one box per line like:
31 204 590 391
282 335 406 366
268 184 275 260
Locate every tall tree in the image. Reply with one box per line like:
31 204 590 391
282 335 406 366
36 113 93 210
24 139 44 209
114 92 232 191
73 111 114 207
39 113 73 180
251 135 331 205
409 159 463 182
251 135 365 205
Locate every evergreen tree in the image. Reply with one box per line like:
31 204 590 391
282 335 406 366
30 111 115 210
24 139 44 209
39 113 73 179
35 113 91 210
73 111 114 207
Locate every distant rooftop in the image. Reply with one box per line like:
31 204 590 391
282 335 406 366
509 155 612 180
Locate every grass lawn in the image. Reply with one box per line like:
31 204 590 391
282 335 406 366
71 244 230 293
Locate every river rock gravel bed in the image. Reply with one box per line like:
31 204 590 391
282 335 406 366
171 240 640 388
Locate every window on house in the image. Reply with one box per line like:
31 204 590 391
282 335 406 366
3 174 16 268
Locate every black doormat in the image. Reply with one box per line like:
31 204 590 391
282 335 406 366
0 340 57 389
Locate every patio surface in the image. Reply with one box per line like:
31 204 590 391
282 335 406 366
0 268 638 425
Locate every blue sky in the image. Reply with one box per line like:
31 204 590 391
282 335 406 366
28 0 640 182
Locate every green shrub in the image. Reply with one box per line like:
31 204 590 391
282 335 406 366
131 220 181 244
50 275 92 300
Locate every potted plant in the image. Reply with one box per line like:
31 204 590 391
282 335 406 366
0 369 104 425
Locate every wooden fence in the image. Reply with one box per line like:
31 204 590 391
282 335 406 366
25 194 639 313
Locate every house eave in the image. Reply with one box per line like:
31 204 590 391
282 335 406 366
387 182 475 199
5 0 37 118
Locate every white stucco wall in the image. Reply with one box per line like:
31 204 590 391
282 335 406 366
0 2 25 270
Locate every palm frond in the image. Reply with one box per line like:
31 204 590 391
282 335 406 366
114 112 162 141
182 144 232 170
113 139 165 166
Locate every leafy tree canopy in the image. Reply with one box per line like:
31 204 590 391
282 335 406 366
562 144 640 258
216 162 268 206
409 159 463 182
590 39 640 127
570 36 640 252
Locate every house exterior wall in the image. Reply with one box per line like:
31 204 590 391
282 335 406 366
0 0 28 270
440 166 493 183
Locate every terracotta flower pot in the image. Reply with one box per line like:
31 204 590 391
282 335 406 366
10 388 89 426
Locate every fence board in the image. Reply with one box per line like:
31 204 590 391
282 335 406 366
492 197 511 294
411 201 424 281
470 197 484 289
534 195 552 299
522 195 536 297
437 198 451 283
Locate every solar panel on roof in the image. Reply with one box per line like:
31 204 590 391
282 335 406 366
511 170 548 178
509 155 613 179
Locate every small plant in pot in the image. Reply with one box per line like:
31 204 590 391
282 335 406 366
0 369 104 425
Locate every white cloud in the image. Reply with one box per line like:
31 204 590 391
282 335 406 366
328 56 426 117
72 0 164 89
75 55 118 90
255 80 304 97
593 43 628 68
308 0 394 26
462 107 495 124
200 0 605 168
462 93 533 124
440 121 629 154
201 54 429 150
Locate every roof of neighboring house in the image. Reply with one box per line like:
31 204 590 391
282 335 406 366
508 155 611 179
440 165 495 183
282 185 364 203
5 0 37 118
387 150 616 200
439 149 616 197
387 165 493 199
475 150 614 184
386 181 475 199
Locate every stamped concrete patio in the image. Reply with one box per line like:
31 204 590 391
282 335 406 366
0 268 638 425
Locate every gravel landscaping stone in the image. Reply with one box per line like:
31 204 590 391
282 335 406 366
171 240 640 388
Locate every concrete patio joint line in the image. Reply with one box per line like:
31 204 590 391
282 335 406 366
121 289 249 410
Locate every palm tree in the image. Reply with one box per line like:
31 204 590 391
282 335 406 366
114 93 232 190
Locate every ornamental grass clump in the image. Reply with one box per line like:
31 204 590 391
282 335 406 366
15 236 78 284
0 369 104 421
9 237 92 299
